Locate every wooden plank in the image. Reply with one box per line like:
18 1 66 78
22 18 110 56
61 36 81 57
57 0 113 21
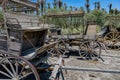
11 0 36 8
5 12 49 28
86 25 97 35
7 27 48 32
49 57 63 80
52 34 83 39
45 11 84 17
36 41 57 55
62 66 120 74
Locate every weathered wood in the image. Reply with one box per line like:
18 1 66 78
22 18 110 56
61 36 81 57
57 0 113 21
84 24 97 40
0 0 8 7
0 3 64 80
3 11 49 57
51 34 83 39
5 12 43 28
49 57 63 80
11 0 37 8
45 11 84 17
0 35 7 49
62 66 120 74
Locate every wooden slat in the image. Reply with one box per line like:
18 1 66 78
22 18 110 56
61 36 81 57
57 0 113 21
52 34 83 39
36 41 57 55
11 0 36 8
86 25 97 35
5 12 48 29
49 57 63 80
45 11 84 17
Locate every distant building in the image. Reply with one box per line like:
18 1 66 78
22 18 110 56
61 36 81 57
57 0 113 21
1 0 39 15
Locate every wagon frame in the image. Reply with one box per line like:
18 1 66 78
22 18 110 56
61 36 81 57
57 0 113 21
0 5 65 80
45 11 102 60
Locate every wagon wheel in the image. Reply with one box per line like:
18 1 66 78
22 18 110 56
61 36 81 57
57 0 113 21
79 41 101 60
47 41 67 57
57 41 68 56
104 32 120 50
0 52 40 80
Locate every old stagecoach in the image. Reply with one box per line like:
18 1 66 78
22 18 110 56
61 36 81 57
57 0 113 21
0 6 65 80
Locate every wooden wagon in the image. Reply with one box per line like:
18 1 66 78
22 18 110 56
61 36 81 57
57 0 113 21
45 12 102 60
97 15 120 50
0 7 65 80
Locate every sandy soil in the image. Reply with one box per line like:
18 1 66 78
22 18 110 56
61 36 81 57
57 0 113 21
60 50 120 80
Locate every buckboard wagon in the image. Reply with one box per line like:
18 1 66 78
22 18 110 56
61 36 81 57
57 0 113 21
0 8 65 80
45 12 102 60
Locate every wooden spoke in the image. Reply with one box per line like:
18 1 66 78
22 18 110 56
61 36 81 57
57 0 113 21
47 41 68 57
104 32 120 50
0 54 40 80
79 41 101 60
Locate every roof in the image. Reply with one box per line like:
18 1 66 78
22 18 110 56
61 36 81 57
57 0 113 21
45 11 84 18
9 0 37 9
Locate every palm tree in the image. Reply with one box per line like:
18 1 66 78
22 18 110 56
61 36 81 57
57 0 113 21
40 0 46 15
70 6 73 11
94 2 97 9
64 3 67 11
58 0 62 9
114 8 118 15
85 0 90 13
36 0 40 15
109 3 112 13
53 0 57 9
75 8 78 11
97 2 100 10
47 2 50 9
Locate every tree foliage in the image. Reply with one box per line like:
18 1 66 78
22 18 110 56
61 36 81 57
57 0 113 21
85 9 107 26
41 0 120 31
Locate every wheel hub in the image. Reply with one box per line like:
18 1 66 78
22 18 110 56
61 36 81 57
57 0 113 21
112 39 117 42
87 49 93 53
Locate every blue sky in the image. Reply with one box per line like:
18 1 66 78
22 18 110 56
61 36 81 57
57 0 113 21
32 0 120 11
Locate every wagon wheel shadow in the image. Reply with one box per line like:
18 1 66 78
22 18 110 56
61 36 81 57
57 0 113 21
77 51 104 62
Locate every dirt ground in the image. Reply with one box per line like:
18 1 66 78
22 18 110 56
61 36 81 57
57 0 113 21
60 50 120 80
